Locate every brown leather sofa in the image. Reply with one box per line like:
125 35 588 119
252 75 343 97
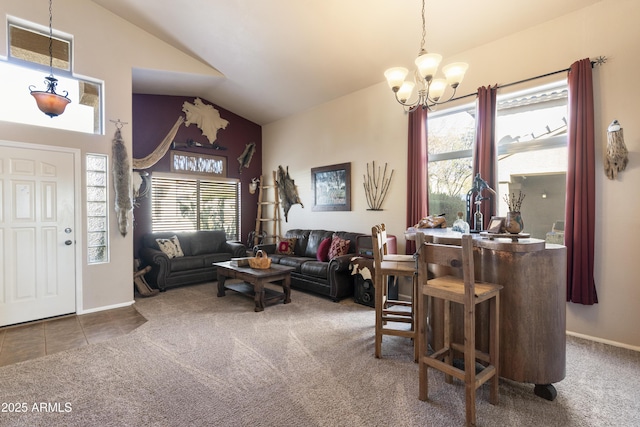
254 229 368 301
139 230 246 291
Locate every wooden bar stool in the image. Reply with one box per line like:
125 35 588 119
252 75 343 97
416 234 503 427
371 224 419 361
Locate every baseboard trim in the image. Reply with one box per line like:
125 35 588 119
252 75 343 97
566 331 640 352
78 300 135 315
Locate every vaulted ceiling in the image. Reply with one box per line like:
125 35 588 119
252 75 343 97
90 0 600 125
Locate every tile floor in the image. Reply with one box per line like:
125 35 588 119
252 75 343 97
0 305 147 367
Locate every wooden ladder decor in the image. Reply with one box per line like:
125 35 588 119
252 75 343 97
253 171 282 246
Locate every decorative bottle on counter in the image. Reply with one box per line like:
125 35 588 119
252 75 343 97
452 211 470 234
474 209 483 232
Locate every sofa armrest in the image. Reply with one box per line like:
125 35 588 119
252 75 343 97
328 254 356 301
329 254 353 272
223 241 248 258
139 247 171 290
253 243 276 255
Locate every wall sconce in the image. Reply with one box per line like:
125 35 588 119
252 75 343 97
541 192 547 199
29 0 71 117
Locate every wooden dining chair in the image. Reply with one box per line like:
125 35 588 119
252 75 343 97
371 223 419 361
416 234 503 426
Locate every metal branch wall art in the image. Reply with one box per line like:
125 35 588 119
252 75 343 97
364 161 394 210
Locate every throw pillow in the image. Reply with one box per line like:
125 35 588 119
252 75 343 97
276 237 297 255
156 235 184 259
316 237 331 262
328 235 350 260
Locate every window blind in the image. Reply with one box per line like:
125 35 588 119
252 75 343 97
151 175 240 240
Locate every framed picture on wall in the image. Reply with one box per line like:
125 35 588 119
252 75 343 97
311 162 351 211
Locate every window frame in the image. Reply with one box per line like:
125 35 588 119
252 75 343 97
86 153 109 264
150 172 241 240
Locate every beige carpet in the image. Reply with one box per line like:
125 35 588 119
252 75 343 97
0 282 638 426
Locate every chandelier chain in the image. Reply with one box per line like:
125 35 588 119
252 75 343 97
48 0 53 74
419 0 426 54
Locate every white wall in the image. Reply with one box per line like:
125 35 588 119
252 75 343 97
263 0 640 349
0 0 220 312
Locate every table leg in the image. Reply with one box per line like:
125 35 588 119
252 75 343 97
217 274 228 297
282 276 291 304
253 281 265 312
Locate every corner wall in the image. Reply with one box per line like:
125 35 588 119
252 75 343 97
131 94 262 255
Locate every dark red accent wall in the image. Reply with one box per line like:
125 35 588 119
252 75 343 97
132 94 261 257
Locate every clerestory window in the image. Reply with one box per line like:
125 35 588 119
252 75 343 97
1 20 103 134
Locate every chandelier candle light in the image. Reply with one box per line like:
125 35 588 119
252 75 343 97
384 0 468 111
29 0 71 117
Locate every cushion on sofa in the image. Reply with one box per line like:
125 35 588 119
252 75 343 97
316 237 331 262
328 235 351 259
276 237 297 255
278 256 312 273
156 235 184 259
190 230 227 255
300 260 329 279
169 255 205 272
304 230 333 258
284 229 311 256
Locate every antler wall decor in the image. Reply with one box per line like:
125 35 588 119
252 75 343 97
364 161 394 210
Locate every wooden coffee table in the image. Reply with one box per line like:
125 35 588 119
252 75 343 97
214 261 294 312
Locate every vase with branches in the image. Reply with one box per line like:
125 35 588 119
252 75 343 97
503 191 525 233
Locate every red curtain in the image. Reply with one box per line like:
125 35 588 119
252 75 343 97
566 58 597 305
472 85 498 229
406 107 429 254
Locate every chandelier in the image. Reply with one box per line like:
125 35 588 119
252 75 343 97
29 0 71 117
384 0 468 111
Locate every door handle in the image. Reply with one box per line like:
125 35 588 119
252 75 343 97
65 240 73 245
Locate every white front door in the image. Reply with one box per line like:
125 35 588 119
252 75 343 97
0 145 77 327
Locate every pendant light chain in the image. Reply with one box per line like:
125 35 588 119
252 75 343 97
29 0 71 117
419 0 426 54
48 0 54 75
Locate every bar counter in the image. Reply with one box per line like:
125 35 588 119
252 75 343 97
407 228 566 399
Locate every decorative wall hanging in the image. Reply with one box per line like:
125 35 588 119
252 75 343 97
604 120 628 180
237 142 256 173
249 177 260 194
363 161 394 210
132 171 150 206
111 120 133 236
132 116 184 170
276 165 304 221
182 98 229 144
311 163 351 212
171 150 227 176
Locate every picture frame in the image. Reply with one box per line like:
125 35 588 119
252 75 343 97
311 162 351 211
487 217 505 233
